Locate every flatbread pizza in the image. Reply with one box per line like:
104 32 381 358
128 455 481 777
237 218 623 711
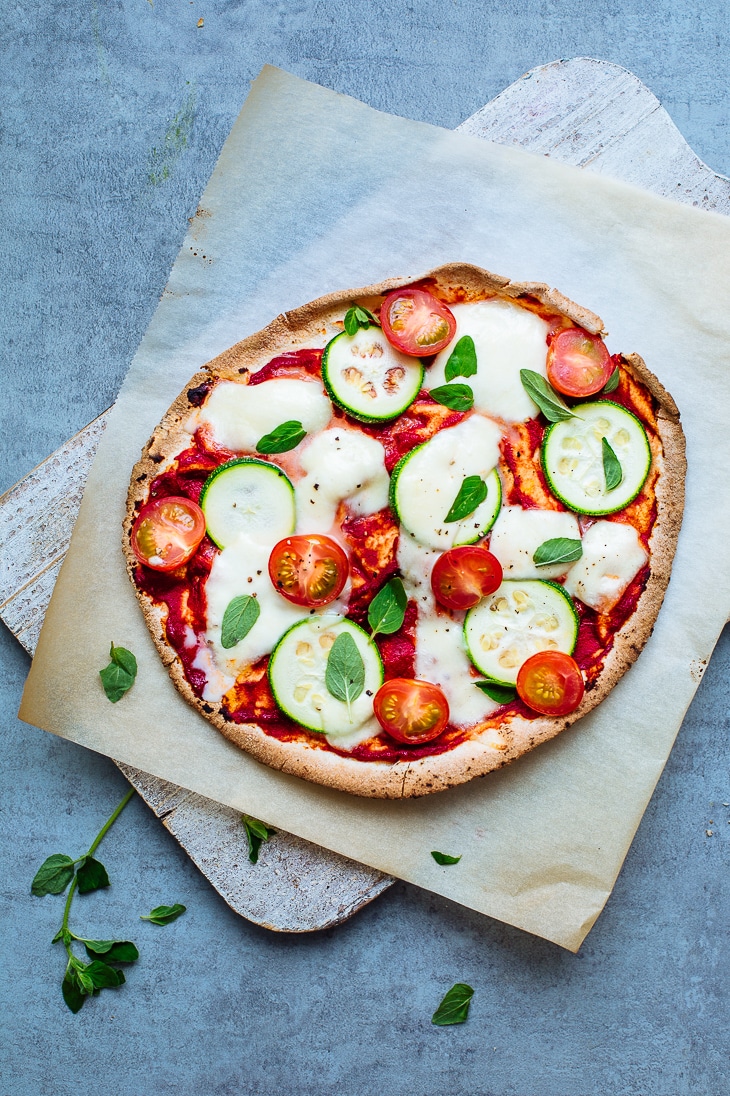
123 263 685 797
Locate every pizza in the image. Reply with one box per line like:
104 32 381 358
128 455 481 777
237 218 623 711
123 263 685 798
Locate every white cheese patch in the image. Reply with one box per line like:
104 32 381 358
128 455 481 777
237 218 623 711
295 426 389 532
195 378 332 452
564 520 648 613
428 299 549 422
489 506 581 580
325 716 382 752
191 645 235 705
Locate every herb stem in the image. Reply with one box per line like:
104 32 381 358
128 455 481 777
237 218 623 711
87 788 135 857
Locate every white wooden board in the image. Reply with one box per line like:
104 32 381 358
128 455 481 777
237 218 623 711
4 57 728 931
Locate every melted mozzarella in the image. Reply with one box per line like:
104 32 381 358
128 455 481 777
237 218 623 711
295 426 389 532
194 378 332 452
564 520 648 613
429 300 549 422
489 506 581 580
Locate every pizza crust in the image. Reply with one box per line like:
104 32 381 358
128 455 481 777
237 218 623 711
123 264 685 798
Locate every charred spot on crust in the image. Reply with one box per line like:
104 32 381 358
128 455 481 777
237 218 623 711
150 453 164 464
136 473 147 482
187 381 213 406
202 703 213 713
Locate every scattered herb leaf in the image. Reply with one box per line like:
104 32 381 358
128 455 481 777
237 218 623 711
368 577 407 641
241 815 277 864
602 437 623 490
256 420 307 455
520 369 576 422
601 365 620 393
444 475 488 523
83 939 139 963
31 854 76 897
76 856 110 895
85 960 125 990
432 982 475 1026
533 537 583 567
140 904 187 926
429 383 474 412
344 305 378 335
474 680 517 704
99 643 138 703
62 969 86 1013
221 594 260 649
431 851 461 865
444 335 477 381
325 632 365 721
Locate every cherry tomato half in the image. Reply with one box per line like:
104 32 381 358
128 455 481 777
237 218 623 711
131 496 206 572
380 288 457 357
373 678 450 744
268 534 349 607
431 546 503 611
516 651 585 717
546 328 613 398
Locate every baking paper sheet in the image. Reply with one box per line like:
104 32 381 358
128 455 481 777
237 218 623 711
20 67 730 950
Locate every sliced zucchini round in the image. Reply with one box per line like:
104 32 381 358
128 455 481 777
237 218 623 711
464 579 579 686
322 328 424 421
199 458 295 549
268 616 383 734
542 400 651 515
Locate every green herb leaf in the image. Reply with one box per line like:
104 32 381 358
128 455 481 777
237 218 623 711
31 854 75 897
241 815 277 864
51 927 68 945
520 369 577 422
444 335 477 381
602 437 623 490
85 960 125 990
100 643 138 703
444 475 488 524
432 982 475 1026
474 680 517 705
325 632 365 721
83 940 139 963
431 851 461 865
221 594 260 649
367 577 407 640
62 969 86 1013
601 365 620 393
76 856 110 895
429 383 474 412
140 904 187 926
77 968 95 995
344 305 378 335
256 420 307 455
533 537 583 567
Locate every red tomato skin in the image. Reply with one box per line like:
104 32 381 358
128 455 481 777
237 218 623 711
380 288 457 357
268 535 349 608
131 496 206 572
546 328 613 398
431 546 503 611
516 651 585 717
373 678 450 744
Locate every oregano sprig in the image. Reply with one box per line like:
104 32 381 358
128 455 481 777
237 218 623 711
241 815 277 864
344 305 378 335
444 335 477 381
99 643 137 703
367 577 407 641
325 632 365 722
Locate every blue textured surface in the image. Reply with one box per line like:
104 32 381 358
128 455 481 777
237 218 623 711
2 4 728 1093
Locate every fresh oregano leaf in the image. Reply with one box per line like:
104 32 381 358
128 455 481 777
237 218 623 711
256 420 307 455
100 642 137 703
367 577 407 640
601 365 620 393
31 854 76 897
444 335 478 381
140 904 187 926
520 369 577 423
52 927 68 945
241 815 277 864
533 537 583 567
344 305 378 335
85 960 125 990
76 856 110 895
602 437 623 490
83 940 139 963
431 851 462 865
325 632 365 721
429 383 474 412
474 680 517 705
62 969 85 1013
221 594 260 649
432 982 475 1026
77 968 95 995
444 475 488 524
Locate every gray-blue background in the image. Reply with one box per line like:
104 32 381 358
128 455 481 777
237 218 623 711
2 4 728 1094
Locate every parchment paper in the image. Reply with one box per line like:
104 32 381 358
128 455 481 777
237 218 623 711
20 67 730 951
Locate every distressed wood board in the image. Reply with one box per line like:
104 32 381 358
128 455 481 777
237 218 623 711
4 56 729 932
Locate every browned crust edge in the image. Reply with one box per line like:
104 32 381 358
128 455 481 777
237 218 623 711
123 264 685 799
